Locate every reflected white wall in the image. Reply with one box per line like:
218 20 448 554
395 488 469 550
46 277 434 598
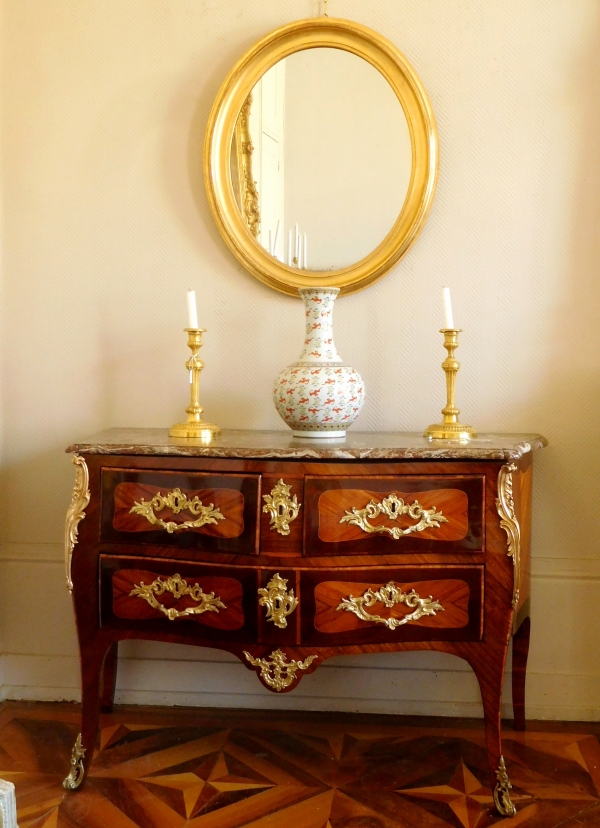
283 48 412 270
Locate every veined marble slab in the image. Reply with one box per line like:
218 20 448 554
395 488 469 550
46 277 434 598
67 428 547 461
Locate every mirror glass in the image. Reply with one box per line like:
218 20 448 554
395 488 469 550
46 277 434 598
231 48 412 272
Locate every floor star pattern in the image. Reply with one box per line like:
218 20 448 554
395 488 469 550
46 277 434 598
0 702 599 827
399 760 527 827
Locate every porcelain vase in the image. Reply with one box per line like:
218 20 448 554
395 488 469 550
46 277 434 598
273 287 365 438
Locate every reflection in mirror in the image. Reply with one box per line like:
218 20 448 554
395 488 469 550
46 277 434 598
232 48 412 272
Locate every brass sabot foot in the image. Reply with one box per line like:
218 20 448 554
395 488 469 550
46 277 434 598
63 733 86 790
493 756 517 817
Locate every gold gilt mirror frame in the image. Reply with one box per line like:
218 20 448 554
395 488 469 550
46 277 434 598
204 17 439 296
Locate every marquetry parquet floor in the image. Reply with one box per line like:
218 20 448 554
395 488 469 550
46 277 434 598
0 703 599 828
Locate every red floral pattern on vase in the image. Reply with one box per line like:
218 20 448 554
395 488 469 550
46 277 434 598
273 288 366 438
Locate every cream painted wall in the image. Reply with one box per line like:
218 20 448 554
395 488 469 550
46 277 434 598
1 0 600 719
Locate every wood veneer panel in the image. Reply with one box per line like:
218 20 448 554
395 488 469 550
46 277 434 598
305 475 483 555
113 483 244 537
112 569 244 629
99 556 258 644
318 488 468 542
100 470 261 555
314 578 469 633
300 566 483 646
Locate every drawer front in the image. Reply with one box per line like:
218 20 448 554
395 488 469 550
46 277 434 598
300 566 483 645
100 556 258 642
101 469 260 555
304 476 483 555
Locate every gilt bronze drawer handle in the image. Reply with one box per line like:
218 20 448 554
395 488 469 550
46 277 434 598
243 649 317 692
258 573 298 629
129 573 226 621
262 479 301 536
129 487 225 533
336 581 444 630
339 493 448 539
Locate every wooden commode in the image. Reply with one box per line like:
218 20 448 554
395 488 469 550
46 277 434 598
63 428 546 817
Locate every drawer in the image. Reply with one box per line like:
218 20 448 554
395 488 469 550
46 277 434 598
299 566 483 645
304 476 483 555
100 555 258 643
100 469 261 555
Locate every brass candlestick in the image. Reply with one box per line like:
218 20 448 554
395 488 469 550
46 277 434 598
169 328 221 439
424 329 477 441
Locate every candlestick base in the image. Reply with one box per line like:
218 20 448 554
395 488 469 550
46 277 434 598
169 421 221 440
424 422 477 441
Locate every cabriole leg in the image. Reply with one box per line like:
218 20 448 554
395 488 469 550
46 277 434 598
100 641 119 713
512 616 530 731
63 642 109 791
471 657 517 818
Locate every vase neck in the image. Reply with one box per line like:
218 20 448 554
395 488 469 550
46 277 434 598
298 288 343 363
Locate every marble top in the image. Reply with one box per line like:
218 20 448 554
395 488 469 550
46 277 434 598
67 428 547 461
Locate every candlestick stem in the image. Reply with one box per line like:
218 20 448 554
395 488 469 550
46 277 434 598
424 329 477 441
169 328 220 439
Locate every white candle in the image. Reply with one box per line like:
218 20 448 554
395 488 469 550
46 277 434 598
442 286 454 329
294 223 299 264
273 219 281 259
288 230 293 266
187 289 198 329
303 233 308 270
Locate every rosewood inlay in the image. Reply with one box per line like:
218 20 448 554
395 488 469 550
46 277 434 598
112 568 244 629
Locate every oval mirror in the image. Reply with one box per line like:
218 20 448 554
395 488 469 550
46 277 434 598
205 18 438 296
